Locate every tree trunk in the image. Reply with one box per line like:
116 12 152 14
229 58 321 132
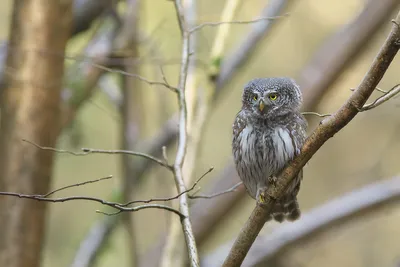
0 1 72 267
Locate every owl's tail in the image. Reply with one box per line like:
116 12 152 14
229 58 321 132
268 195 300 222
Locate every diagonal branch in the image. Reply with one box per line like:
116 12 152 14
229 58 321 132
202 176 400 267
222 11 400 267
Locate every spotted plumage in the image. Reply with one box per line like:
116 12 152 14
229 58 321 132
232 77 307 222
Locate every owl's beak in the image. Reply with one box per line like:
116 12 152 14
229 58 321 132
259 100 265 112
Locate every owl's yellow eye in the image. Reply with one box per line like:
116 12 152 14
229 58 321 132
252 94 258 101
269 94 278 101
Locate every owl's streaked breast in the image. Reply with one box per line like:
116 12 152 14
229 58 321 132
233 118 297 199
270 127 296 168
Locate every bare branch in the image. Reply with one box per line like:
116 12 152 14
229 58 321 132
222 11 400 267
44 175 113 198
350 87 389 93
122 167 214 206
64 55 179 92
190 182 242 199
0 191 185 218
202 176 400 267
301 111 331 118
22 139 172 170
189 15 288 33
360 84 400 111
81 148 172 169
161 1 200 266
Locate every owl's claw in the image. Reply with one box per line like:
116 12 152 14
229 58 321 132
256 187 268 206
268 176 278 185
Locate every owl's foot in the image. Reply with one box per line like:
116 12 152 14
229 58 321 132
268 176 278 186
256 187 269 206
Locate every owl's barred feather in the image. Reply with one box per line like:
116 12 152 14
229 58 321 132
232 77 307 222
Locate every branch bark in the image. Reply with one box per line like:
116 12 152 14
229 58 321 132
222 11 400 267
160 1 200 267
0 1 73 267
201 176 400 267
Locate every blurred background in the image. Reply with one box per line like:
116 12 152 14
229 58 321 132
0 0 399 267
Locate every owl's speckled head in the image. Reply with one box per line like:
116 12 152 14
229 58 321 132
241 77 303 118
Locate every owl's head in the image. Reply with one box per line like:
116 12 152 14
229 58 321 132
241 77 303 118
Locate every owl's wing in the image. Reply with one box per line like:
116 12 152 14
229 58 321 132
232 111 247 139
289 113 308 155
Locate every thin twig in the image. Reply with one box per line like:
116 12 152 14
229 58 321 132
64 55 179 93
190 182 242 199
122 167 214 206
189 15 288 33
350 87 388 93
22 139 172 170
360 84 400 111
43 175 113 197
222 11 400 267
301 111 331 118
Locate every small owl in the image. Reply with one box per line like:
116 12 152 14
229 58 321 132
232 77 307 222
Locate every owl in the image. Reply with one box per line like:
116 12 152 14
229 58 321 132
232 77 307 222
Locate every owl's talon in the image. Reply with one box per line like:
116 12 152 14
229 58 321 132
259 192 265 203
256 187 268 205
268 176 277 185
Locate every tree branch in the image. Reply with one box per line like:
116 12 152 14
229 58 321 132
189 15 287 34
201 176 400 267
161 1 200 266
222 11 400 267
0 190 185 218
360 83 400 111
22 139 172 170
140 2 292 265
190 182 242 199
